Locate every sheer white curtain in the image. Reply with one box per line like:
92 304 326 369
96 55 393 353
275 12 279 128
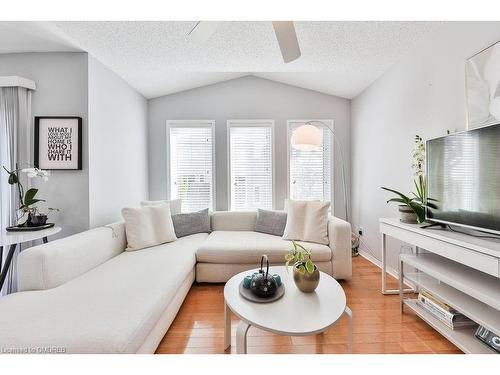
0 86 32 295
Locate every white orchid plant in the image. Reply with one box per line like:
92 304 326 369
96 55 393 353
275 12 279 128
23 167 50 181
381 135 438 223
3 165 57 226
410 135 426 208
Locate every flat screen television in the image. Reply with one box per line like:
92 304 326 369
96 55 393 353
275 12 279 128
426 123 500 235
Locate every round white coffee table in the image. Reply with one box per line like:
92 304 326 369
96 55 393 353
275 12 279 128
223 266 352 354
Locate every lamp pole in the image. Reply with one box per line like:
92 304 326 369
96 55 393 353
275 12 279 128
304 121 349 223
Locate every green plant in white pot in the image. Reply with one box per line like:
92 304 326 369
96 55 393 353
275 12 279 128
285 241 319 293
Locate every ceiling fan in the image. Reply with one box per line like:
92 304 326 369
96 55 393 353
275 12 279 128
187 21 301 63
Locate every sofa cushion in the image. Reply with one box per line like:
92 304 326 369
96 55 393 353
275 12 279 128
196 261 334 283
196 230 332 264
140 199 182 215
210 211 257 231
122 204 177 251
18 222 126 291
254 209 287 237
0 233 208 354
283 199 330 245
172 208 211 238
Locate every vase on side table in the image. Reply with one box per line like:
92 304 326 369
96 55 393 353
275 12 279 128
293 264 320 293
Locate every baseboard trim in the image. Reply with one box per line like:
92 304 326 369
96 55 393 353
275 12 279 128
358 250 400 280
359 250 415 290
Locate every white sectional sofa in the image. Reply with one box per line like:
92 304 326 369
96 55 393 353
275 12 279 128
196 211 352 281
0 211 351 354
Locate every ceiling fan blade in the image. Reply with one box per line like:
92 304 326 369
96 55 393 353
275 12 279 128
272 21 301 63
188 21 223 43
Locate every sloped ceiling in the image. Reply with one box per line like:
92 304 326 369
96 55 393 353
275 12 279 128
1 21 443 99
0 22 80 53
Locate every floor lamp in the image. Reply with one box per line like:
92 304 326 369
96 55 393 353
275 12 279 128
290 120 359 256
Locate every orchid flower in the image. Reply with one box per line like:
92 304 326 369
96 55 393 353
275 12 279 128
411 135 425 177
21 168 50 181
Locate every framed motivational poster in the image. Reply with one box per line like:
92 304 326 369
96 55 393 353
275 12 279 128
34 116 82 170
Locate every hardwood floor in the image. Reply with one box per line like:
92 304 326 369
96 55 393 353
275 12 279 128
155 256 462 354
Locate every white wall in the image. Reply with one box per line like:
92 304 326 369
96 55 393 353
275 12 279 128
148 75 351 217
0 52 89 238
351 22 500 271
0 52 149 236
88 56 148 227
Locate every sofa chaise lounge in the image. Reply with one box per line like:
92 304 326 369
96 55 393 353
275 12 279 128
0 211 351 354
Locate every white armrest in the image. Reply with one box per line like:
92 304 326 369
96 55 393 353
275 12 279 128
17 222 126 291
328 216 352 280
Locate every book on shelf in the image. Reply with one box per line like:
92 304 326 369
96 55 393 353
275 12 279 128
416 292 477 330
421 290 456 313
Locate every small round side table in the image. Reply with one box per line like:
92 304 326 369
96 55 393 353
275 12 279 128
0 226 61 293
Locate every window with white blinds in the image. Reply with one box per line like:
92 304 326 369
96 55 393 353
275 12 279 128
228 120 274 211
168 121 214 212
288 120 333 202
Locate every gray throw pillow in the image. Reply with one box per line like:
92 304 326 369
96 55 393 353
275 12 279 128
254 209 288 237
171 208 211 238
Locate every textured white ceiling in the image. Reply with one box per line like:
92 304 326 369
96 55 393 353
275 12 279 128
0 22 80 53
1 21 443 99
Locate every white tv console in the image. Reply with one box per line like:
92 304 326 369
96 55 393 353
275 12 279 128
379 218 500 354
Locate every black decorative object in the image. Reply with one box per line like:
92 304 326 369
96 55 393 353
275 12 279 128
27 213 48 227
34 116 83 170
250 255 278 298
243 273 282 289
239 281 285 303
6 223 55 232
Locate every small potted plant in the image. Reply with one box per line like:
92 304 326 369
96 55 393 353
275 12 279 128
3 165 57 228
285 240 319 293
381 135 437 224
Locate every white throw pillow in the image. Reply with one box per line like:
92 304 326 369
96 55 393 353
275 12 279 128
283 199 330 245
284 199 319 212
140 199 182 214
122 204 177 251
